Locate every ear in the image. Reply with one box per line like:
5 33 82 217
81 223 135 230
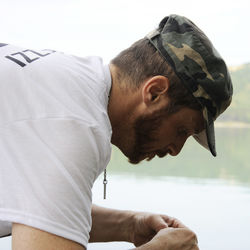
142 75 170 106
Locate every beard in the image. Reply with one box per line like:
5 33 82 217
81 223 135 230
127 107 171 164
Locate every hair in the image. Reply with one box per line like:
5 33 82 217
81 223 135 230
111 38 202 114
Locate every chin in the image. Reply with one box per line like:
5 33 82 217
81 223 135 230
128 154 152 165
128 158 141 165
119 144 152 165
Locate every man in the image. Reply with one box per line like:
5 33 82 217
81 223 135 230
0 14 232 250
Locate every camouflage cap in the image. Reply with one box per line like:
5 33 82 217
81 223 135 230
146 14 233 156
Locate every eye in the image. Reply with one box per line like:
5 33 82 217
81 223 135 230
177 127 188 137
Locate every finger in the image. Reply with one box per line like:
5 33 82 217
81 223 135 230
160 215 188 228
148 215 169 232
193 245 200 250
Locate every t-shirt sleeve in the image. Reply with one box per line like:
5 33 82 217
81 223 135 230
0 117 109 248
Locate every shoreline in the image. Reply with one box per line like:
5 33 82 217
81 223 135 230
215 121 250 128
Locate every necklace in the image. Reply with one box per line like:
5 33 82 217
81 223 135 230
103 168 108 199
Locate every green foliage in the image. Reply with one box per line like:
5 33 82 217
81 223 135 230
219 63 250 122
108 128 250 185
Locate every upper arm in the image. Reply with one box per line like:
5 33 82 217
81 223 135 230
12 223 86 250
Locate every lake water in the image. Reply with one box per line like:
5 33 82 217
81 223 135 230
1 128 250 250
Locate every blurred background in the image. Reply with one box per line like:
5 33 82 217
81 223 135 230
0 0 249 249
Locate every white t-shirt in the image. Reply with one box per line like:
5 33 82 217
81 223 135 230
0 43 112 248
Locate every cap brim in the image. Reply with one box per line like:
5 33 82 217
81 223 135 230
193 108 217 157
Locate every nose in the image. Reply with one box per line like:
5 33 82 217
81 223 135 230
168 138 188 156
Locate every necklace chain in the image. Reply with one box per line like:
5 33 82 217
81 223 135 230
103 169 108 199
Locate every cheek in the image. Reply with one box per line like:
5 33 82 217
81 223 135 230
158 126 176 142
152 130 174 150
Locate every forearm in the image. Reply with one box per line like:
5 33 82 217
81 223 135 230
89 204 134 243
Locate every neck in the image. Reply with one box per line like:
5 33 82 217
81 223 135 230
107 64 141 154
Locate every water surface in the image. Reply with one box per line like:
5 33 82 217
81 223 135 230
1 128 250 250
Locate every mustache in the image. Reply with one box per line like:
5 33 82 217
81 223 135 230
146 151 169 161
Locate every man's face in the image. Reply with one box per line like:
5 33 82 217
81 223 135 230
127 106 204 164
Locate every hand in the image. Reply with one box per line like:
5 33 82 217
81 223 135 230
129 211 187 247
137 227 199 250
